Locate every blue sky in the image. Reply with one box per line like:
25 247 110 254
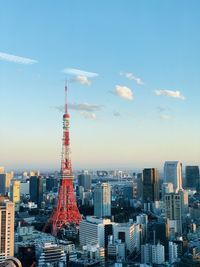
1 0 200 171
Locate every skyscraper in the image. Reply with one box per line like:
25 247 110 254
178 189 188 217
185 166 200 190
10 180 20 203
164 193 182 235
136 214 148 243
0 172 13 196
0 197 15 262
164 161 182 191
78 171 92 190
142 168 160 202
29 176 43 208
5 172 13 193
122 183 134 199
94 183 111 218
136 173 143 200
0 174 6 195
46 176 57 192
162 183 174 198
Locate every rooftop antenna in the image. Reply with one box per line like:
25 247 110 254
65 79 68 114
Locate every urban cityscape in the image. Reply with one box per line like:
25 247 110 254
1 1 200 267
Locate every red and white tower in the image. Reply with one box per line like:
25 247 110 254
46 84 82 236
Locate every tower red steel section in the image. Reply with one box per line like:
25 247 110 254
49 85 82 236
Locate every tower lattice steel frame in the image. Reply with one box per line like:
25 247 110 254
45 84 82 236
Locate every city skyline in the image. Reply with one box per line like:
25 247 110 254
1 1 200 170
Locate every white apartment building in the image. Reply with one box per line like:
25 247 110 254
141 243 165 265
151 243 165 265
0 197 15 262
169 241 178 264
79 216 112 247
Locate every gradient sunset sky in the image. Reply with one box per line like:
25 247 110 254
1 1 200 171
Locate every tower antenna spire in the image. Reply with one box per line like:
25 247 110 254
65 80 68 114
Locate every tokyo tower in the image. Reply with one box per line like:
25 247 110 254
45 84 82 236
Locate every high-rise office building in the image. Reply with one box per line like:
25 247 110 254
136 173 143 200
10 181 20 203
80 217 140 255
178 189 188 217
94 183 111 218
6 172 13 191
164 161 182 191
0 197 15 262
113 221 141 253
164 193 182 235
46 176 57 192
29 176 43 208
0 174 6 195
78 171 92 190
162 183 174 197
142 168 159 202
20 182 29 195
0 172 13 196
80 216 112 248
137 214 148 243
122 183 134 199
185 166 200 190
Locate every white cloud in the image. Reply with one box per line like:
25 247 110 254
63 68 98 78
120 72 143 85
80 111 96 120
69 103 103 112
62 68 99 86
160 114 171 120
155 89 185 100
114 85 133 101
54 103 103 113
0 52 38 65
73 75 91 86
53 104 98 120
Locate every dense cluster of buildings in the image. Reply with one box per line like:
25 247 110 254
1 162 200 266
